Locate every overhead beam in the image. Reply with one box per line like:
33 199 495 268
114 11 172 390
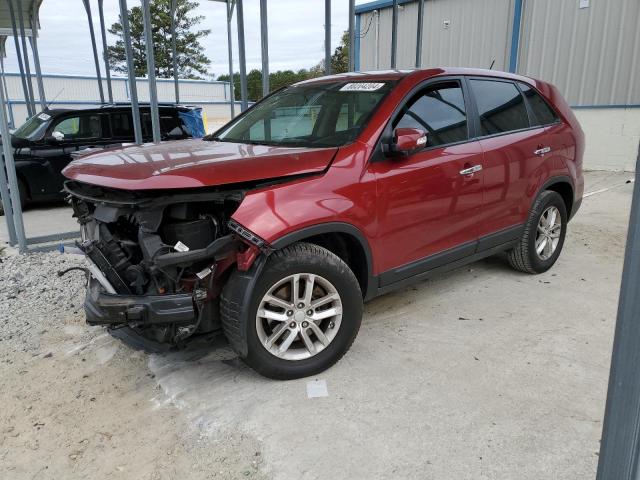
8 0 34 117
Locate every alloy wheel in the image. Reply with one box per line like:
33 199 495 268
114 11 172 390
255 273 343 361
535 206 562 260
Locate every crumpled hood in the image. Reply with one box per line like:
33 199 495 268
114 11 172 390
62 138 338 190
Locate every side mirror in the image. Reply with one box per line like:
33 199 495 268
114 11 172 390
51 131 65 142
389 128 427 156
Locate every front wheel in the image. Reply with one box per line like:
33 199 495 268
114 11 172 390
507 190 568 274
221 243 363 380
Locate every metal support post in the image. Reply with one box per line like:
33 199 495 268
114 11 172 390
260 0 269 97
29 3 46 110
98 0 113 103
324 0 331 75
0 67 27 252
118 0 143 144
596 144 640 480
348 0 355 72
391 0 398 69
141 0 161 143
0 60 16 245
82 0 105 103
236 0 248 112
226 0 236 118
16 0 36 115
170 0 180 104
416 0 424 68
8 0 33 117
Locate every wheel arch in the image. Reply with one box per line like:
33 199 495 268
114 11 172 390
270 222 375 300
536 176 575 219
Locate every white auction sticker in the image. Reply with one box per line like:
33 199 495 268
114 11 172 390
38 113 51 121
174 241 190 252
340 82 385 92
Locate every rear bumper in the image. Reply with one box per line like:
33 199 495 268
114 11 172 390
84 279 196 326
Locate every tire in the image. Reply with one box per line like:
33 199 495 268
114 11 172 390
507 190 567 274
0 178 27 216
221 242 363 380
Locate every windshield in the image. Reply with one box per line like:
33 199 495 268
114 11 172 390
212 81 396 148
13 112 51 140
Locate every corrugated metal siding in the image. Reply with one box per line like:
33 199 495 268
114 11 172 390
357 0 640 106
518 0 640 106
420 0 513 71
2 74 231 129
358 0 514 72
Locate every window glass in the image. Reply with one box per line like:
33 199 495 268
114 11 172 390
393 81 468 147
110 112 133 138
53 114 102 139
215 81 395 148
470 80 529 136
160 114 189 138
519 83 559 126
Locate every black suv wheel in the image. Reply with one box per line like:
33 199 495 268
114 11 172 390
221 242 363 380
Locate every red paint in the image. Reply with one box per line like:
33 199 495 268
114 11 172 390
64 68 584 280
62 138 338 190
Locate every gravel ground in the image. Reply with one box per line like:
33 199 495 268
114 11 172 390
0 252 267 480
0 170 633 479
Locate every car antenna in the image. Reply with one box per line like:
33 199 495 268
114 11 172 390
489 59 496 70
44 89 64 112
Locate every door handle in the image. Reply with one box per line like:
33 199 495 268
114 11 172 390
534 146 551 156
459 165 482 176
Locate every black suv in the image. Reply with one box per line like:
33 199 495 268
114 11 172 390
4 104 198 211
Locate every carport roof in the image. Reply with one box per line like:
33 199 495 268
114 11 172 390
0 0 43 57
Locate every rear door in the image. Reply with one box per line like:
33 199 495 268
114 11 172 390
468 78 551 243
371 79 484 284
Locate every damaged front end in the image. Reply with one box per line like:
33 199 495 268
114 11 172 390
65 180 266 344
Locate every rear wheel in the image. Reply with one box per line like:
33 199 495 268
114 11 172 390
507 190 567 274
221 243 363 379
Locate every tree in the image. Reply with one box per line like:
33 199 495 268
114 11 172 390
217 31 351 102
107 0 211 79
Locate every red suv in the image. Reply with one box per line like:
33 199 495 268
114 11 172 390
63 68 584 379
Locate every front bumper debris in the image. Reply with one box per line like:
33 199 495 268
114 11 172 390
84 279 196 326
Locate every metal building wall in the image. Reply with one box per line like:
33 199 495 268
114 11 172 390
358 0 514 71
2 73 233 131
518 0 640 106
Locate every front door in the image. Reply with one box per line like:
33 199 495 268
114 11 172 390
370 80 484 285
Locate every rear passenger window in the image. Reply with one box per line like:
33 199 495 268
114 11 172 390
518 83 559 126
394 81 468 147
110 112 133 138
470 79 529 136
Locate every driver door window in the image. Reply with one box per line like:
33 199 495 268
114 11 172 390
53 114 102 141
394 81 468 148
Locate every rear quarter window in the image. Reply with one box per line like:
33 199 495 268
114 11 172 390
518 82 560 126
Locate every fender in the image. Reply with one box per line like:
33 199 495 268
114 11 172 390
270 221 376 300
533 175 578 219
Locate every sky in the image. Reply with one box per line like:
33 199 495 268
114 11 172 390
3 0 370 79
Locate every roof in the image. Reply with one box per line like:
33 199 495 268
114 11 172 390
355 0 416 15
297 67 535 86
0 0 43 57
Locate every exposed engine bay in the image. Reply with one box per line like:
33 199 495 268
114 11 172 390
64 180 267 345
